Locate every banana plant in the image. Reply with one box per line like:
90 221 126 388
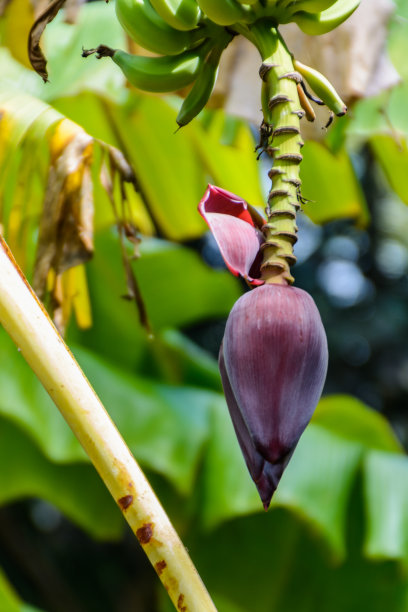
11 0 364 609
73 0 360 506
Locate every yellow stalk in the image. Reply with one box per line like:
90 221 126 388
0 235 217 612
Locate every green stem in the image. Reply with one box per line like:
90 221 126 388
0 236 218 612
249 21 303 285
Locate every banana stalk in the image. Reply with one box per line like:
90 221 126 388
249 20 303 285
0 236 218 612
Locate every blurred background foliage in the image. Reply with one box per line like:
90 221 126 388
0 0 408 610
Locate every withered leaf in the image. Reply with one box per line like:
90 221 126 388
28 0 67 82
100 161 151 336
108 146 136 185
33 126 94 299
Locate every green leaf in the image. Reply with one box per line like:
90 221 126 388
200 398 260 528
74 346 212 495
0 568 28 612
75 230 241 370
0 3 125 103
0 418 122 540
0 323 215 495
109 97 208 240
0 90 62 188
313 395 402 453
41 2 125 102
364 451 408 563
159 328 222 390
370 135 408 206
299 141 369 226
201 393 404 563
189 111 265 208
187 505 408 612
0 327 85 463
52 92 120 147
273 425 363 561
136 238 241 328
0 0 35 69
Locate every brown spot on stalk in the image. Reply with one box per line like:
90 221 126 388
259 62 279 81
268 94 292 109
266 210 297 220
118 495 133 511
278 71 302 83
268 168 285 179
283 178 302 188
177 594 187 612
273 126 300 136
136 522 153 544
266 146 280 157
155 560 167 575
268 189 290 200
275 153 303 164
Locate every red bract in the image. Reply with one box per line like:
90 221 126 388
219 285 328 509
198 185 265 286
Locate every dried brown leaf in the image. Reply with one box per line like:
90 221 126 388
28 0 66 82
33 122 94 299
100 161 152 335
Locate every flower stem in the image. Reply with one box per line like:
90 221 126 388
250 21 302 285
0 236 217 612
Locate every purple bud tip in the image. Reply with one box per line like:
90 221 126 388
219 284 328 509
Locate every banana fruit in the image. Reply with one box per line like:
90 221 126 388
177 33 232 126
196 0 254 26
294 59 347 115
291 0 360 34
86 0 360 128
115 0 204 55
149 0 201 30
96 43 210 92
286 0 339 12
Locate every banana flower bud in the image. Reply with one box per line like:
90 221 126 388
199 185 328 509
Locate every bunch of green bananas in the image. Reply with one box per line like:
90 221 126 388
89 0 360 126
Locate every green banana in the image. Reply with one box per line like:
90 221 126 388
293 59 347 115
115 0 204 55
196 0 254 25
292 0 360 34
176 34 232 126
97 43 210 92
149 0 201 30
286 0 339 13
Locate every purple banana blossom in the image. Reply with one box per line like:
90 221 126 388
199 185 328 509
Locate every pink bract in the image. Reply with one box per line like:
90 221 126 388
198 185 265 286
